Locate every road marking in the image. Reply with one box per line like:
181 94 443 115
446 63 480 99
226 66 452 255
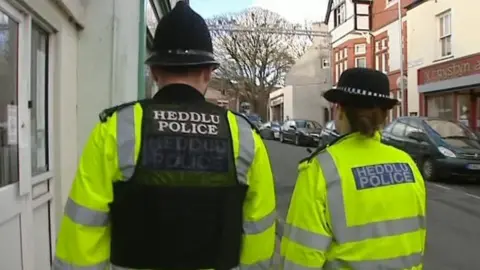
464 192 480 200
430 183 451 190
428 182 480 200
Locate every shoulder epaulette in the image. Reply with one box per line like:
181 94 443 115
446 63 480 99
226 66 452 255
230 111 260 134
299 134 345 163
98 99 150 123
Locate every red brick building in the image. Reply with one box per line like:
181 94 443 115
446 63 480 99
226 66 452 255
324 0 413 121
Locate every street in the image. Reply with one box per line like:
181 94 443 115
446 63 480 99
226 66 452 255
264 140 480 269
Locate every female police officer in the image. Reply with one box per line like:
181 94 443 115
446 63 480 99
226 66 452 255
280 68 426 269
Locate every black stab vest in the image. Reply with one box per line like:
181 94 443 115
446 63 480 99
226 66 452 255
109 100 248 270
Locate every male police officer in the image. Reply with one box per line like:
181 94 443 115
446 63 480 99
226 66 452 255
53 1 276 269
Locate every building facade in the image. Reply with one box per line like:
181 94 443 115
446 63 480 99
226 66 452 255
0 0 178 268
324 0 414 120
407 0 480 131
268 23 332 124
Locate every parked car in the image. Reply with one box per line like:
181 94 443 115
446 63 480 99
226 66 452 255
243 113 263 128
381 116 480 182
320 120 340 147
259 121 281 140
279 119 322 146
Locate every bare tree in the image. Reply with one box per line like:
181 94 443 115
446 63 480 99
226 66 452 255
208 8 312 113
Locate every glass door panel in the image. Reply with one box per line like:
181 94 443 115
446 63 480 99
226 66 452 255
0 10 19 188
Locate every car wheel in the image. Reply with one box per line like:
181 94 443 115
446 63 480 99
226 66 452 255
279 133 284 143
421 158 436 181
295 135 300 146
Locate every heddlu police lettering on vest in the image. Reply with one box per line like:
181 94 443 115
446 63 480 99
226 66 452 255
154 110 220 135
352 163 415 190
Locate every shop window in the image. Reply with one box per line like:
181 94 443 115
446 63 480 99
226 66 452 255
426 94 454 119
457 95 470 127
438 10 452 57
0 11 18 187
30 24 49 175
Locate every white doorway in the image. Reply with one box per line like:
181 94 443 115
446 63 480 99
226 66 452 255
0 1 54 269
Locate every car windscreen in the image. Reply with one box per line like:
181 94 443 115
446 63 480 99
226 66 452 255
247 115 261 122
425 119 477 140
307 121 322 129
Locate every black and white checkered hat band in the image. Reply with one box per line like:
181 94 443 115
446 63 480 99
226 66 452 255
335 86 389 98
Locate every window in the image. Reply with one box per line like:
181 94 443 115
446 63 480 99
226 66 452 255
354 44 366 55
438 11 452 57
344 47 348 58
343 60 347 70
381 53 388 73
339 50 343 59
391 121 407 137
382 39 387 49
426 94 454 119
334 3 346 27
0 11 19 187
30 24 49 175
336 63 340 81
355 57 367 68
375 41 381 52
335 52 339 61
322 58 330 68
375 54 380 70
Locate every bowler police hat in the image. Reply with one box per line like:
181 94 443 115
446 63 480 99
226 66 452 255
145 1 219 67
323 68 399 109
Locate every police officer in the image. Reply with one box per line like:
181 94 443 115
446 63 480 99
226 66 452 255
280 68 426 269
53 2 276 269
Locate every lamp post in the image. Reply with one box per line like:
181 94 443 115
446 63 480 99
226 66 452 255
397 0 405 116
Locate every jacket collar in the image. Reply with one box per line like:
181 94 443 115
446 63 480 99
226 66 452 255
153 84 205 103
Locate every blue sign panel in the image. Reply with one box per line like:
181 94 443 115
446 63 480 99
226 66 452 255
352 163 415 190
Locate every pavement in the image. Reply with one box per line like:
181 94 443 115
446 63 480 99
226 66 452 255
264 139 480 269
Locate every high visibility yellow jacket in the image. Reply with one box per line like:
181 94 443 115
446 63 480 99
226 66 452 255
53 104 276 270
280 132 426 269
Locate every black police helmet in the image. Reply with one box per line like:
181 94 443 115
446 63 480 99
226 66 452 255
145 1 219 68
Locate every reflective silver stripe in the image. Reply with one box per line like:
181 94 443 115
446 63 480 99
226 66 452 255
117 105 136 180
64 198 109 227
239 257 273 270
52 257 108 270
234 114 255 185
243 210 276 234
324 252 423 270
317 151 426 244
283 223 331 251
281 257 319 270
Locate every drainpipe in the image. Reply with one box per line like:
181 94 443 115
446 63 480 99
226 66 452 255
138 0 147 99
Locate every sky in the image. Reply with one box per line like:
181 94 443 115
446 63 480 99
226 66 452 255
190 0 329 23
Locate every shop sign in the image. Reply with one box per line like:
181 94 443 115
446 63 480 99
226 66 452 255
418 53 480 85
270 96 283 107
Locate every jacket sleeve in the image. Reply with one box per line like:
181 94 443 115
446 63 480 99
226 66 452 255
228 112 277 269
280 155 332 269
53 119 119 269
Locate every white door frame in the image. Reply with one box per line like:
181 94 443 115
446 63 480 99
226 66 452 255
0 1 34 269
0 0 55 269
